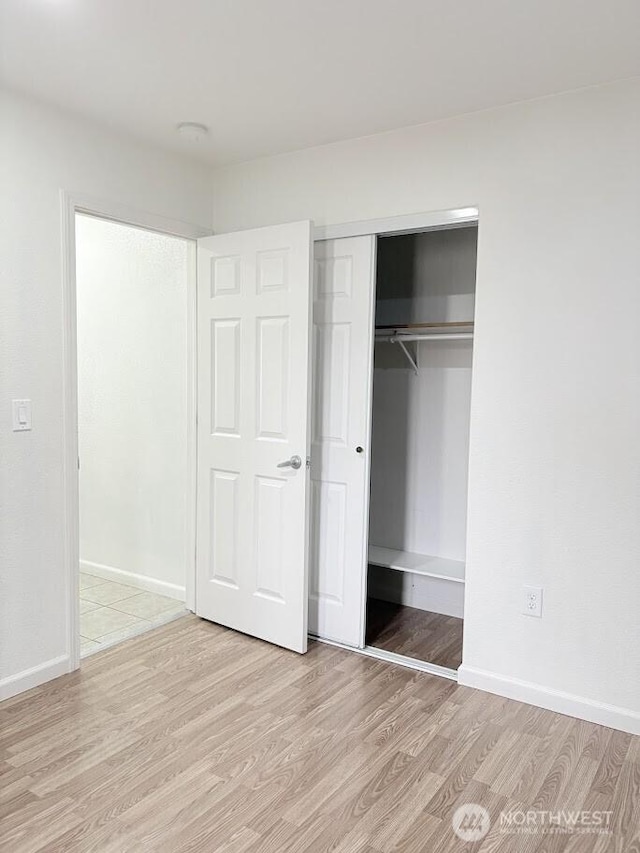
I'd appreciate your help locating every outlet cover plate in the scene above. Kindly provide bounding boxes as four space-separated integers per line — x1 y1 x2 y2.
523 585 543 617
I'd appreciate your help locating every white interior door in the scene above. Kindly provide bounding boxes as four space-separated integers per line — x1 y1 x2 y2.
309 236 376 646
196 221 313 653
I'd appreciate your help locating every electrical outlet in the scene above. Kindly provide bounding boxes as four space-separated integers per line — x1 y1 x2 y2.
523 585 543 617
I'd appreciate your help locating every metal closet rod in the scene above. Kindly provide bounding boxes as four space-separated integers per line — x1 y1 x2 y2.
374 328 474 374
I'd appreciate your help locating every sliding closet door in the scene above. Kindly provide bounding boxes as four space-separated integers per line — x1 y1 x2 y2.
309 237 376 646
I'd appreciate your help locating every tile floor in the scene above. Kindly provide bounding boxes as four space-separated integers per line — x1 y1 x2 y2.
80 572 186 656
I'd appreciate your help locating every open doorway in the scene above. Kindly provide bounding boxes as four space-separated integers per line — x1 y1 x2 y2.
75 214 192 656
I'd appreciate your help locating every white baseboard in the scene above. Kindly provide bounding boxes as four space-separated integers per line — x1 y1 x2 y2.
80 560 186 602
0 655 70 702
458 665 640 736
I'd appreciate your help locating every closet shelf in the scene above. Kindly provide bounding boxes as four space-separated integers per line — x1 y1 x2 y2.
375 321 474 330
375 321 474 343
368 545 465 584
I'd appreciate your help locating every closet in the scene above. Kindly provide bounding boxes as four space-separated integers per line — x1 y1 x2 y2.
365 226 477 673
309 217 477 676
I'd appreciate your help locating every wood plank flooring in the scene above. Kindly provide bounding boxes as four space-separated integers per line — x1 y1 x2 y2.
366 598 464 670
2 615 639 852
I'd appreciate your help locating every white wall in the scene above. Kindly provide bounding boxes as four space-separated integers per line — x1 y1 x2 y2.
370 352 473 562
76 215 188 596
212 78 640 732
375 228 477 327
0 89 212 697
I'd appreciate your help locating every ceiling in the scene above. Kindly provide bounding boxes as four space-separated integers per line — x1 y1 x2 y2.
1 0 639 166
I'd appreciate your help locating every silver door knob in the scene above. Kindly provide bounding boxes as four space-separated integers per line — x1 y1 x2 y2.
277 454 302 470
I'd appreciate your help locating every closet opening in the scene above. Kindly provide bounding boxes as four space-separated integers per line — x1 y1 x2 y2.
365 224 478 675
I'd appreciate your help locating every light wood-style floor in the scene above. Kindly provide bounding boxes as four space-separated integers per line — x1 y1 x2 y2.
366 598 464 670
2 615 639 852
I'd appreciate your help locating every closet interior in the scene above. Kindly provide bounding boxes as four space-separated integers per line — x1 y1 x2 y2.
365 224 478 672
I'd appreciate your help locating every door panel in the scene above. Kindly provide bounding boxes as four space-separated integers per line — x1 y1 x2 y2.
196 221 313 653
211 319 241 434
309 236 376 646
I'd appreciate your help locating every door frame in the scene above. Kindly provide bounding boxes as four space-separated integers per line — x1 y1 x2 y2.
61 191 210 672
313 206 478 242
312 205 479 669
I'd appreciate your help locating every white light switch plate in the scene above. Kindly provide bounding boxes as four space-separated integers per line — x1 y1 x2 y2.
12 399 32 431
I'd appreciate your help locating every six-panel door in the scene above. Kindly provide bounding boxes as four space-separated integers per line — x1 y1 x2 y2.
196 221 313 653
309 236 377 646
